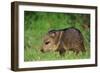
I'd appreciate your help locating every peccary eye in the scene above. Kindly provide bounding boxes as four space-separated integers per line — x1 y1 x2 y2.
45 41 50 45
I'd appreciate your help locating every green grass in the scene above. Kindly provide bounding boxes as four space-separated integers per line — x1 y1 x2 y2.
24 49 90 61
24 11 90 61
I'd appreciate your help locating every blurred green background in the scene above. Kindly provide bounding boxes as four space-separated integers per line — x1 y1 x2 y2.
24 11 90 61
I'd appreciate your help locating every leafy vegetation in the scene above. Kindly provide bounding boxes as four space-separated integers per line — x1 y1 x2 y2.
24 11 90 61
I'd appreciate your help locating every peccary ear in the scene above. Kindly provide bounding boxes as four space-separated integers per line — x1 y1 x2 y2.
48 30 56 37
50 32 56 37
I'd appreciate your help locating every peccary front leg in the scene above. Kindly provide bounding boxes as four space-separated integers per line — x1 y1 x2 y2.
58 48 66 56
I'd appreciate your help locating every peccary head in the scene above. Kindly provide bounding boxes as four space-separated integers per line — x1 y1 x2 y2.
41 30 60 52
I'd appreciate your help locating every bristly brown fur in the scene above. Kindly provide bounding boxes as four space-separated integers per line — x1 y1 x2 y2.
41 27 85 55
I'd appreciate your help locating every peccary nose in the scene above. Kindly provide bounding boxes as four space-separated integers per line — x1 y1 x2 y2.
40 49 44 53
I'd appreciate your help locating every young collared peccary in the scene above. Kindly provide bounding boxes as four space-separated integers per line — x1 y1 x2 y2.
41 27 85 55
